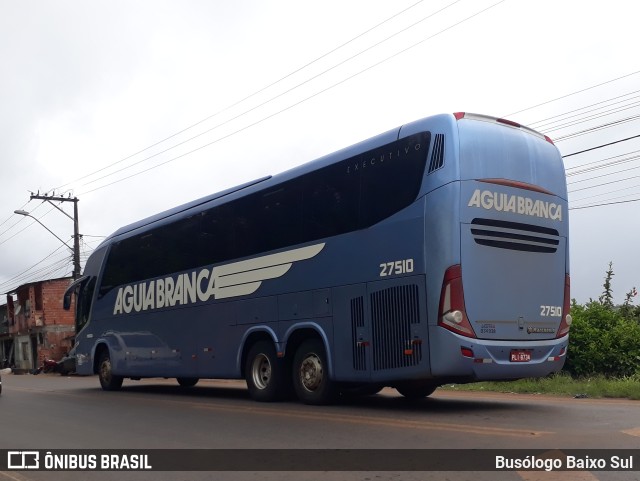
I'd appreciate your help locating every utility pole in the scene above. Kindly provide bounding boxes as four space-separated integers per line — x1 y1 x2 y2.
29 193 81 279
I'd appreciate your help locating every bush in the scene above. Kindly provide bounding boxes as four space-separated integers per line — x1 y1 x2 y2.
563 301 640 378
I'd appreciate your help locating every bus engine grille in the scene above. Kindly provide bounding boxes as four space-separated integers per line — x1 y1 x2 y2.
370 284 421 371
470 218 560 253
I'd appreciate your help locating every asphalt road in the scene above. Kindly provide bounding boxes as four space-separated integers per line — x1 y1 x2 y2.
0 373 638 481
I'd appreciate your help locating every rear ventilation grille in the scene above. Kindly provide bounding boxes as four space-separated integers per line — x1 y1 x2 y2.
471 218 560 253
370 285 421 371
350 296 366 371
428 134 445 173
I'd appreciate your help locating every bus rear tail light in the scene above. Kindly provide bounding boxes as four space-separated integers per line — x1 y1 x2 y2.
556 274 572 338
438 265 477 338
496 117 521 128
478 178 553 195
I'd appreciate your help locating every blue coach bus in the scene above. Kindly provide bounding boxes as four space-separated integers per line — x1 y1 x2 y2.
64 112 571 404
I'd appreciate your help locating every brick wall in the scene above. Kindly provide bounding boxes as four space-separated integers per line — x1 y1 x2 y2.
37 330 75 364
42 279 75 326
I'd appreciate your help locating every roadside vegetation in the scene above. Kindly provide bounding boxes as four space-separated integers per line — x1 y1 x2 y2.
443 373 640 400
445 263 640 400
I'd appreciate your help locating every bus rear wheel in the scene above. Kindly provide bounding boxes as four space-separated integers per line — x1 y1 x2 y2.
98 350 123 391
395 381 437 399
177 377 199 387
293 339 336 405
245 340 286 402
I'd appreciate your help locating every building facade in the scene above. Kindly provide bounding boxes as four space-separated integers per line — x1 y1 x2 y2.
2 277 75 372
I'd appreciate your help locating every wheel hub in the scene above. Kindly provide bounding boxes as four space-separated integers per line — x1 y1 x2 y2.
300 354 323 392
101 360 112 383
251 353 271 390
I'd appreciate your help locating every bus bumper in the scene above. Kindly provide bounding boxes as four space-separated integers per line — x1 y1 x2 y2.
429 326 569 381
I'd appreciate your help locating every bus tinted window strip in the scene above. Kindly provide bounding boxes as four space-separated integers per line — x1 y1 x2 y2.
99 132 431 295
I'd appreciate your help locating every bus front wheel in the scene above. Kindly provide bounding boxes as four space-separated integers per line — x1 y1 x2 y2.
245 340 286 402
97 350 123 391
293 339 336 405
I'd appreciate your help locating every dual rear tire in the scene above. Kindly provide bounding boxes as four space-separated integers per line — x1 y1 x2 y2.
245 340 287 402
245 339 336 405
98 342 435 403
395 380 437 399
292 339 336 405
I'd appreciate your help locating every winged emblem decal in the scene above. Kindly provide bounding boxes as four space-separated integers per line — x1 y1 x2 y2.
112 243 326 315
211 243 325 299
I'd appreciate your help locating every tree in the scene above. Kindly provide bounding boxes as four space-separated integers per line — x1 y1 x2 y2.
619 286 638 320
598 261 615 309
564 264 640 377
564 301 640 377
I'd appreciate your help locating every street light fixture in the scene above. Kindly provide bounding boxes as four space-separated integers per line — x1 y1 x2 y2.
14 210 71 247
14 209 79 278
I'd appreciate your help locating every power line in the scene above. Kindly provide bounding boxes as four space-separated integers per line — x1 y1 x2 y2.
569 172 640 194
553 114 640 142
567 158 640 185
571 183 640 204
72 0 464 192
0 200 42 242
0 256 72 291
52 0 430 192
0 244 69 292
570 197 640 210
9 2 495 283
505 69 640 118
0 205 56 248
567 153 640 179
528 89 640 128
79 0 507 195
542 102 640 134
566 151 640 176
0 200 29 231
562 135 640 158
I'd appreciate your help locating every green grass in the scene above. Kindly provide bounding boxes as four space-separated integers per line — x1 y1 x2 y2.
441 372 640 400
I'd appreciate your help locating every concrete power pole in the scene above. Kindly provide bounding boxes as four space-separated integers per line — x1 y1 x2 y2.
30 194 81 279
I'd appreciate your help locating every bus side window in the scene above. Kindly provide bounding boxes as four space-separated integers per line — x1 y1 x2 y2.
256 186 303 253
303 163 359 239
360 131 430 227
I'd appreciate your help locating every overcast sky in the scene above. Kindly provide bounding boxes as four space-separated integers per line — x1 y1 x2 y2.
1 0 639 304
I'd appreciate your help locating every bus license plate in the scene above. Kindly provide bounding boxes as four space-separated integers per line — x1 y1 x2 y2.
510 350 531 362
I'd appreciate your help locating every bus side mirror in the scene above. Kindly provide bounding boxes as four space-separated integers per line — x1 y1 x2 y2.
63 291 72 310
63 276 88 311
